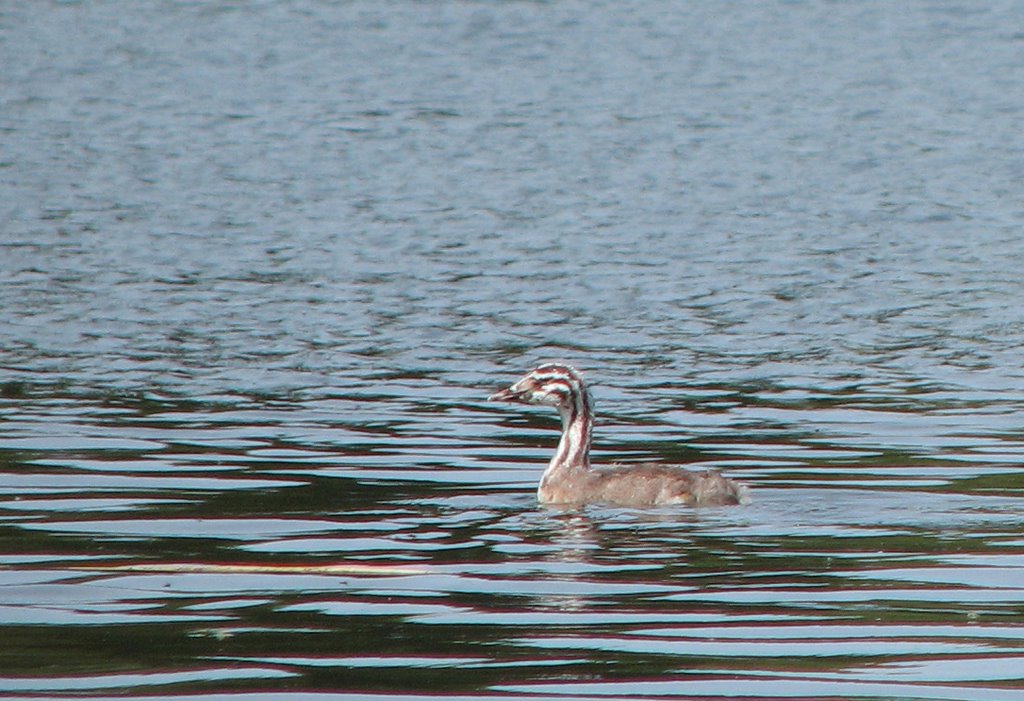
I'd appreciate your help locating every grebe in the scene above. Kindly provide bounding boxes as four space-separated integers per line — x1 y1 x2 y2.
489 363 749 507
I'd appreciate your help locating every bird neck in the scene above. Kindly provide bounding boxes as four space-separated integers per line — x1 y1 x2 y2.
543 387 594 480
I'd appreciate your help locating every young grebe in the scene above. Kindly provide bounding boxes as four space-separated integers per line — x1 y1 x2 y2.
489 363 749 507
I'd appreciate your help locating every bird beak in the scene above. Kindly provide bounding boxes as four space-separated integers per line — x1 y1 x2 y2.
488 386 521 402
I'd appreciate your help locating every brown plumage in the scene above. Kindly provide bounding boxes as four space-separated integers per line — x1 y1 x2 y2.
489 363 749 507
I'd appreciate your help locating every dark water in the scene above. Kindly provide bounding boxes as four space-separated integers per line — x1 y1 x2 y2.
3 2 1024 699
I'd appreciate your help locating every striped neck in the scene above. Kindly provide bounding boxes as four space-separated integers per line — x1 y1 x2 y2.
545 381 594 475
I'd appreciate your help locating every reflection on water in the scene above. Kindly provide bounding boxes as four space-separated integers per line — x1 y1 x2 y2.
2 388 1024 699
4 0 1024 699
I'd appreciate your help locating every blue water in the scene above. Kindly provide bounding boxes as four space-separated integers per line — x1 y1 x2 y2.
3 2 1024 699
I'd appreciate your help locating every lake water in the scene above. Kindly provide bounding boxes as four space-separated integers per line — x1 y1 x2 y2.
3 2 1024 699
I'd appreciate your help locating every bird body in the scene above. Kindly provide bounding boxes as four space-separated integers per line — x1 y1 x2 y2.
489 363 749 507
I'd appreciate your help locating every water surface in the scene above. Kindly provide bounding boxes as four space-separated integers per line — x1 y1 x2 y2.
2 1 1024 699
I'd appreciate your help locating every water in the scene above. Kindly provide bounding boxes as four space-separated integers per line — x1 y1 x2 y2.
3 1 1024 699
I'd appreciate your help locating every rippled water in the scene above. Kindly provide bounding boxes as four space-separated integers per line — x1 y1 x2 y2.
3 2 1024 699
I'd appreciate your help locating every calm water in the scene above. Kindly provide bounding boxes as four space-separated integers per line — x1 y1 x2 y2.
3 2 1024 699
